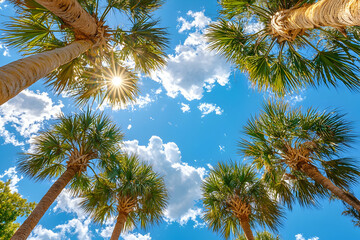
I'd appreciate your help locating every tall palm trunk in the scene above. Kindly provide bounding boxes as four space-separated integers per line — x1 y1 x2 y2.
239 218 255 240
0 40 93 105
271 0 360 39
35 0 97 36
11 165 80 240
110 212 128 240
299 162 360 212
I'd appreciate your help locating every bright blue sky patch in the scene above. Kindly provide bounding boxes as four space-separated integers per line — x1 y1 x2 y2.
0 1 360 239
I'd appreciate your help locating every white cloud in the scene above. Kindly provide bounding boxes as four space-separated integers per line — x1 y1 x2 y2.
0 167 23 193
180 103 190 113
100 93 155 111
122 136 206 224
28 225 60 240
178 10 211 33
155 88 162 95
127 124 132 130
132 94 154 109
244 21 265 34
53 189 86 219
0 90 63 146
29 218 92 240
151 11 232 101
198 103 223 117
0 42 10 57
99 223 115 238
285 93 306 105
29 189 91 240
295 234 319 240
122 233 151 240
263 89 306 106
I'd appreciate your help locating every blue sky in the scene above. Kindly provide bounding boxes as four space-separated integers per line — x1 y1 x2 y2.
0 0 360 239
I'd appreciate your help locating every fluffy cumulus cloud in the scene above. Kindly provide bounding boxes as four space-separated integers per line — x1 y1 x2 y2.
53 189 86 219
0 90 63 146
151 10 232 101
198 103 223 117
178 10 211 33
122 136 207 225
295 234 319 240
180 103 190 113
29 218 92 240
0 167 23 193
29 189 92 240
244 21 265 34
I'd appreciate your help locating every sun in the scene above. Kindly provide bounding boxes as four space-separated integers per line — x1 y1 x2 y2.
111 76 123 87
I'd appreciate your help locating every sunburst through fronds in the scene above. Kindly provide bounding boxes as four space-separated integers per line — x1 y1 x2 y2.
71 52 140 108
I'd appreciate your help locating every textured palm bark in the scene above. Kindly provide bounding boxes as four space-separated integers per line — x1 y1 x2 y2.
271 0 360 40
11 166 80 240
110 212 128 240
35 0 97 36
239 218 255 240
0 40 93 105
300 162 360 212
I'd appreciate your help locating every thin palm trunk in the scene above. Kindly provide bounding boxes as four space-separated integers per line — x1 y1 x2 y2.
299 162 360 212
239 218 255 240
11 166 80 240
271 0 360 39
110 212 128 240
0 40 93 105
35 0 97 36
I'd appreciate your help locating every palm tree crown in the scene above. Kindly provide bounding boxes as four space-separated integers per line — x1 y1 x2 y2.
206 0 360 95
2 0 168 106
81 153 168 234
239 102 360 209
13 110 123 239
19 109 123 191
202 162 283 239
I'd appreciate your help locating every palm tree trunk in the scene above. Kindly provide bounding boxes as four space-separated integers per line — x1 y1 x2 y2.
238 218 255 240
0 40 93 105
35 0 97 36
110 212 128 240
300 162 360 212
271 0 360 39
11 166 80 240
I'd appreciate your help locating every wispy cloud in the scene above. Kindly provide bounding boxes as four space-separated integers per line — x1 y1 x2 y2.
180 103 191 113
198 103 223 117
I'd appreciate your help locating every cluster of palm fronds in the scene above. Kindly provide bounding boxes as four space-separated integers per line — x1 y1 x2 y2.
202 102 360 239
202 0 360 239
1 0 168 106
12 110 168 239
1 0 360 239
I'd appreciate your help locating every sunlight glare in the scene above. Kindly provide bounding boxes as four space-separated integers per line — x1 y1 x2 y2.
112 76 123 87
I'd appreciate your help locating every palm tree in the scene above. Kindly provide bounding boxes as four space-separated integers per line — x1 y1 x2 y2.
269 0 360 40
12 110 123 239
206 0 360 95
239 101 360 212
202 162 283 240
0 0 168 105
80 153 168 240
237 231 281 240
